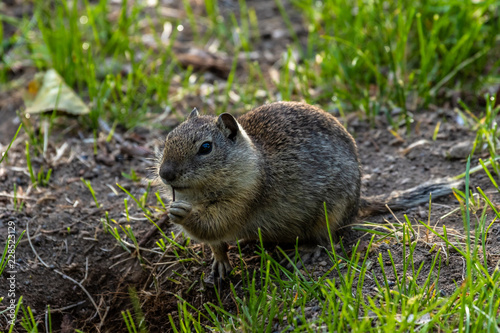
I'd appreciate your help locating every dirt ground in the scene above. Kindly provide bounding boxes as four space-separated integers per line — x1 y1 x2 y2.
1 1 499 332
2 99 499 332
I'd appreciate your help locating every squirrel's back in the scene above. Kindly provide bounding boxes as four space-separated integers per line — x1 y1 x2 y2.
236 101 362 243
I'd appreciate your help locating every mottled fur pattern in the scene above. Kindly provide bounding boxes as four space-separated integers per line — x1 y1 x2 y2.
235 102 361 244
158 102 361 277
157 101 460 278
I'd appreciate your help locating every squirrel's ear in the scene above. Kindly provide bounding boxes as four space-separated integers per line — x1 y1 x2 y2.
217 113 239 141
187 108 199 120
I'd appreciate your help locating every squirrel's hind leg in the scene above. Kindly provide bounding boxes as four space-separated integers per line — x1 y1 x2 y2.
210 242 232 279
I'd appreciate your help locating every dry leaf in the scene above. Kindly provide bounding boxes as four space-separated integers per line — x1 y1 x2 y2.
25 69 89 115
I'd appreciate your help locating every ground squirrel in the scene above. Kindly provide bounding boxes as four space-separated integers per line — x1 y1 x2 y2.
157 101 460 278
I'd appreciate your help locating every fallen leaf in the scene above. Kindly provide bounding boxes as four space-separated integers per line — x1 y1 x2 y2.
25 69 89 115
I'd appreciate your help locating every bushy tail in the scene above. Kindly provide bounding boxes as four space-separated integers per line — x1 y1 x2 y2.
359 177 463 217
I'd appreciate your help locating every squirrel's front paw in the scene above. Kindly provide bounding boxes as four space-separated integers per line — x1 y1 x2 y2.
168 200 192 225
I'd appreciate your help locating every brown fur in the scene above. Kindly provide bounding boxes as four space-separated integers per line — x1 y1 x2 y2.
157 102 459 277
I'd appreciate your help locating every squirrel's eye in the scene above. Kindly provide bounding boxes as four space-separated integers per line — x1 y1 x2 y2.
198 142 212 155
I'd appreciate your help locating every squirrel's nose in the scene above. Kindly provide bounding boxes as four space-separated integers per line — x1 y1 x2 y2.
159 162 177 183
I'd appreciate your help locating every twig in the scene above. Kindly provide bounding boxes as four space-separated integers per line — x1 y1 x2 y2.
120 239 164 254
0 192 37 200
47 300 86 313
26 221 50 268
54 269 103 322
20 224 42 244
96 300 110 332
109 256 135 270
80 257 89 284
40 221 80 234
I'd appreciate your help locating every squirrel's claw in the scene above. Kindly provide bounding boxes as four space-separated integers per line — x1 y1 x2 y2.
209 242 232 281
211 258 232 280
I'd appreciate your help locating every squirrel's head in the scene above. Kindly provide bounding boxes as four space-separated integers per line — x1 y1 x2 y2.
158 108 259 196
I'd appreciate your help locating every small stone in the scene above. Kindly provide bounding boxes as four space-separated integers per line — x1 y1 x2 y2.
386 155 396 163
446 141 473 160
272 29 287 39
418 207 427 219
96 153 115 166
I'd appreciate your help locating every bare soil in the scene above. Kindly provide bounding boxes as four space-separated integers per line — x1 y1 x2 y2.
1 1 499 332
2 103 499 332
